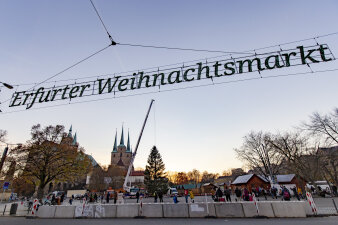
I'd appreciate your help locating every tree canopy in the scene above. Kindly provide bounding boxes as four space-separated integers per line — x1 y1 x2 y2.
10 124 91 199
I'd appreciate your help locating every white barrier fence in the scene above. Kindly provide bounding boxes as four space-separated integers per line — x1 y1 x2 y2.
1 201 336 218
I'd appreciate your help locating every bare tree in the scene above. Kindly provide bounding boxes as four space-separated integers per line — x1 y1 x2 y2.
234 131 283 180
269 132 323 191
302 108 338 146
301 108 338 190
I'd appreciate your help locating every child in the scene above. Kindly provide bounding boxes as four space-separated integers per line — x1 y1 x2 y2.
189 190 195 203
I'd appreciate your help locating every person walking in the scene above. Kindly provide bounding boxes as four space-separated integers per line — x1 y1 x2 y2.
136 191 140 203
235 187 242 202
224 187 232 202
271 186 278 199
184 189 189 203
106 191 110 204
173 194 179 203
158 191 163 203
154 191 158 203
113 191 117 204
189 190 195 203
243 188 249 201
282 186 291 201
262 188 267 200
216 187 223 202
291 186 300 201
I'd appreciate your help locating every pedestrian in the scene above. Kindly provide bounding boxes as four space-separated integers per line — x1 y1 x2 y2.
235 187 242 202
216 188 223 201
262 188 267 200
173 194 179 203
60 193 65 203
51 194 56 205
243 188 249 201
113 191 117 204
224 187 231 202
106 191 110 204
69 197 73 205
94 193 98 202
136 191 140 203
282 186 291 201
332 186 337 197
189 190 194 203
256 187 260 197
158 191 163 203
291 186 300 201
184 189 189 203
154 191 158 203
271 186 277 199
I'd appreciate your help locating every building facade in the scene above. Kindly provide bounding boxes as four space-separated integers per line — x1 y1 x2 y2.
110 126 132 170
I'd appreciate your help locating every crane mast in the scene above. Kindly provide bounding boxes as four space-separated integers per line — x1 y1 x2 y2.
123 99 155 191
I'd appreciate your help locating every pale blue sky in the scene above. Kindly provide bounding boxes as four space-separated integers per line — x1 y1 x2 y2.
0 0 338 173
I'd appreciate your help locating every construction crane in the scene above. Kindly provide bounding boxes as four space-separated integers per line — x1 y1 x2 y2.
123 99 155 191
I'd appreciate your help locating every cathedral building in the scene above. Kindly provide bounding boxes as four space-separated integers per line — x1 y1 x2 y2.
110 126 132 170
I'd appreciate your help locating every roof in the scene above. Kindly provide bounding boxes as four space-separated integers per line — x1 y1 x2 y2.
232 174 268 185
86 154 99 167
130 171 144 176
112 131 117 152
232 174 253 184
276 174 295 183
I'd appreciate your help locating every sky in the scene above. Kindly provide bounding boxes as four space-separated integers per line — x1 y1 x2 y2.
0 0 338 173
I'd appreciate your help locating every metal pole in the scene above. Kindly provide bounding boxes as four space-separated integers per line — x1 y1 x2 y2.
123 99 155 190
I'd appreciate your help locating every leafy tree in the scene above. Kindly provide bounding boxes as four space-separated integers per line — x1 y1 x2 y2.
175 172 188 184
10 124 91 199
88 166 106 191
201 171 218 183
144 146 168 194
187 169 201 184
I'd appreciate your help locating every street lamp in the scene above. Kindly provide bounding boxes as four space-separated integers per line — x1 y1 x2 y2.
0 82 13 89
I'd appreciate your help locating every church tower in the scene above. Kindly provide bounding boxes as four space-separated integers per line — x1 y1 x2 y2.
110 126 132 169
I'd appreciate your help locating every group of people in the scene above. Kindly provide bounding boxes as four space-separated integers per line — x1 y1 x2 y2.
212 187 232 202
230 186 301 202
151 191 164 203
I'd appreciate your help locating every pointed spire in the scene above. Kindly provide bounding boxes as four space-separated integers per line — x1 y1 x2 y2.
72 132 77 145
68 125 73 138
126 130 131 152
119 125 125 146
112 130 117 152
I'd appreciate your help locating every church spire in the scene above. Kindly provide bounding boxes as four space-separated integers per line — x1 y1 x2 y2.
112 130 117 152
120 125 125 146
126 130 131 152
72 132 77 146
68 125 73 138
